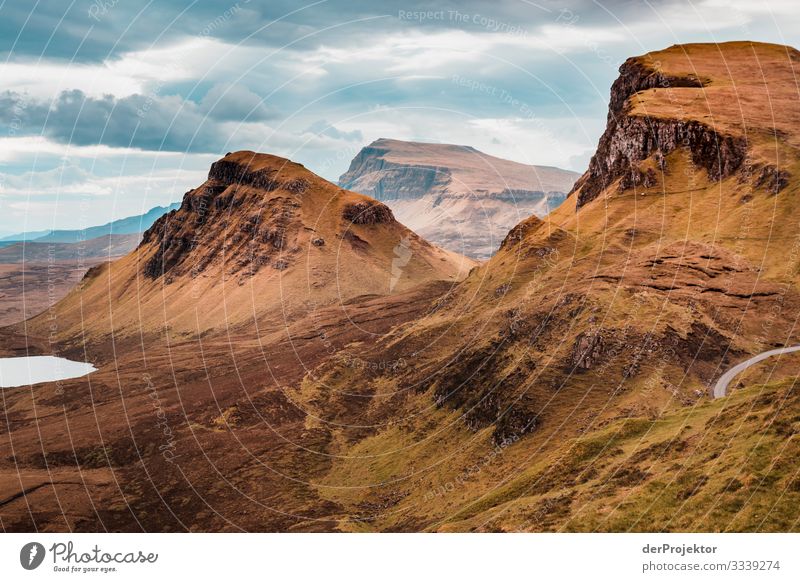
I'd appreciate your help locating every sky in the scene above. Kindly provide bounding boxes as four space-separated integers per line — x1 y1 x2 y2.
0 0 798 235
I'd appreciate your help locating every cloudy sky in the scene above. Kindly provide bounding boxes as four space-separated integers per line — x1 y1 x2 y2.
0 0 797 235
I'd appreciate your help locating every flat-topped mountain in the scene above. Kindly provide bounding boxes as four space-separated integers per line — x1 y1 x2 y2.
338 139 579 259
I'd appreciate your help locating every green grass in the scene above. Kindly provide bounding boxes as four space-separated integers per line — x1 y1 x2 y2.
438 377 800 532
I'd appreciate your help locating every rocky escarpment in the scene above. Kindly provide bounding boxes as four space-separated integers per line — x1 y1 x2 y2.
339 145 452 201
340 146 566 203
342 201 395 225
605 59 706 115
206 158 311 194
142 190 301 281
571 58 748 207
338 139 578 258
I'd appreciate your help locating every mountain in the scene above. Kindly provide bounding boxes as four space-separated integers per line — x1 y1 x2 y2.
338 139 579 259
4 203 180 244
0 229 52 244
3 43 800 534
277 41 800 531
24 150 474 341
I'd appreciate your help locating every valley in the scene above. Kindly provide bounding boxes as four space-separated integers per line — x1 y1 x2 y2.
0 206 179 327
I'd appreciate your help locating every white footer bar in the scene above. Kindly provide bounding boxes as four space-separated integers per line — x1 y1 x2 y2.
1 533 797 581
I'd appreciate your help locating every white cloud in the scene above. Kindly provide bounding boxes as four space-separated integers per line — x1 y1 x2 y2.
0 136 212 163
0 37 249 99
0 163 206 199
699 0 798 16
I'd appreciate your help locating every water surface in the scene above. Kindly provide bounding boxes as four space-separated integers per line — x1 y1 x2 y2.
0 356 97 388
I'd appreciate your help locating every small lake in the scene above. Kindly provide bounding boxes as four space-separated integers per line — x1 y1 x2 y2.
0 356 97 388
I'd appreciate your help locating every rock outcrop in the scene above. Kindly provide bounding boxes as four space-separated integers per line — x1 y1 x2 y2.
571 56 751 207
141 159 305 281
342 201 395 225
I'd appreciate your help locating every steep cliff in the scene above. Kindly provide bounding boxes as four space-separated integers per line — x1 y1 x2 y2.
339 139 578 259
570 42 797 207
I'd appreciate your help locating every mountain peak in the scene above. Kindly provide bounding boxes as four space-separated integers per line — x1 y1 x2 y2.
211 149 305 174
40 149 474 337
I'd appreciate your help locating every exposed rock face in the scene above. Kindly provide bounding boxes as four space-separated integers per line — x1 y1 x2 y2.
139 154 350 280
342 201 395 225
339 139 578 259
142 186 301 281
339 144 452 201
499 216 542 250
605 59 705 115
753 164 790 194
568 330 606 370
571 58 748 207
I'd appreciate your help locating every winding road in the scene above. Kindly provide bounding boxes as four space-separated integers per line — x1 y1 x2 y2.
713 345 800 398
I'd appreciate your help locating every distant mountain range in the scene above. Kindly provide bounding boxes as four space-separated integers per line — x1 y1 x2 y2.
0 203 180 246
0 203 180 326
338 139 579 258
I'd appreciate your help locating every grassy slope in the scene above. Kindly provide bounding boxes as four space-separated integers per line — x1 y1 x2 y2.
305 357 800 532
440 374 800 532
304 42 800 532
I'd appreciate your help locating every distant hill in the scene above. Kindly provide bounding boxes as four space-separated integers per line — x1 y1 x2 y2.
0 203 180 245
0 204 179 326
0 229 52 243
338 139 578 259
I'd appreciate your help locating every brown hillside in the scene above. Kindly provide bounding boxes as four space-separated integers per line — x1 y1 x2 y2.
22 150 474 343
287 41 800 531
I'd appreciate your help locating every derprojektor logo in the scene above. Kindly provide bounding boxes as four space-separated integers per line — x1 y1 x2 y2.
20 542 46 570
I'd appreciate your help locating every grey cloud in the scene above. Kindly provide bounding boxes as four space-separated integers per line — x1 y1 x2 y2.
0 89 276 153
199 83 276 122
0 0 665 62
